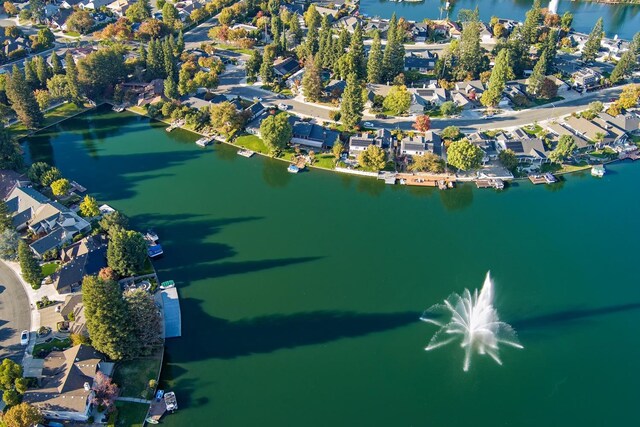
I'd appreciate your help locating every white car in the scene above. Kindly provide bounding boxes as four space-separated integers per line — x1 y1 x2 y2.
363 122 374 127
20 330 29 346
483 115 494 120
278 103 289 110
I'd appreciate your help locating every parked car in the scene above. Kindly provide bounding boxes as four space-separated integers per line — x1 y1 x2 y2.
483 115 494 120
375 114 387 119
363 122 374 127
20 330 29 346
278 103 290 110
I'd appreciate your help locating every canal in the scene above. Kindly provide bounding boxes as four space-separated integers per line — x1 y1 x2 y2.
24 107 640 426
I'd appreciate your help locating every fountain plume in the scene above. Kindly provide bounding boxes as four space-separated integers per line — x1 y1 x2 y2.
548 0 559 15
421 272 523 372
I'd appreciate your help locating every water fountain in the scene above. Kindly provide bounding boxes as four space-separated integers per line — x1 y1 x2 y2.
548 0 559 15
421 272 523 372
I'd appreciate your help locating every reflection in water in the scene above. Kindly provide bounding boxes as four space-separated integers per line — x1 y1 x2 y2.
262 159 292 188
439 182 473 211
25 131 55 164
356 176 385 197
215 143 238 162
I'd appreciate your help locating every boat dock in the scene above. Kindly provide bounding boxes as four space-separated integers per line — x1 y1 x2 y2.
619 150 640 161
165 120 184 132
396 173 456 189
156 287 182 338
377 172 397 184
529 173 557 185
476 178 505 189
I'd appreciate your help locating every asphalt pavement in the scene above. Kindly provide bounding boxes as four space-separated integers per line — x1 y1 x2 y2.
0 261 30 362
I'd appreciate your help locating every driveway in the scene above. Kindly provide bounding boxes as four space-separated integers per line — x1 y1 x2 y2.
0 261 30 362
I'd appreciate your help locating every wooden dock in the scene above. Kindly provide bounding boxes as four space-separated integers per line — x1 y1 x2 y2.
620 150 640 161
476 178 505 189
528 173 557 185
396 173 456 189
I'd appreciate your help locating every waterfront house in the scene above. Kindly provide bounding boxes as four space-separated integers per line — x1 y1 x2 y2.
290 118 340 149
315 6 339 22
411 23 429 42
495 138 549 165
336 16 360 33
363 19 389 38
348 129 392 157
245 102 265 122
52 235 107 294
598 112 640 133
400 131 442 158
23 345 104 422
445 21 462 40
479 23 495 44
545 122 591 151
564 116 612 144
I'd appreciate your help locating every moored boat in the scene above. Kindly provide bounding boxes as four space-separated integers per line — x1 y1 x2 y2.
591 164 605 177
160 280 175 289
287 164 300 173
148 244 164 258
164 391 178 412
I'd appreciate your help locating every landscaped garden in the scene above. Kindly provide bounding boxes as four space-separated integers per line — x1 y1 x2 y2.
113 357 162 398
41 262 60 277
33 337 72 357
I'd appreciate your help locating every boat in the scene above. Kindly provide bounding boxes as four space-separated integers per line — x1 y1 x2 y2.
195 137 212 147
160 280 175 289
155 390 165 400
112 106 124 112
146 229 159 242
287 164 300 173
148 244 164 258
164 391 178 412
145 418 159 424
237 149 255 158
591 164 606 177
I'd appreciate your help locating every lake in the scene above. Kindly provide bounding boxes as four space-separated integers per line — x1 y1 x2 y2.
360 0 640 39
24 106 640 426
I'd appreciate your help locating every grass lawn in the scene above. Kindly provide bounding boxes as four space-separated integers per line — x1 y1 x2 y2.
312 153 336 169
522 124 543 136
235 134 269 155
589 147 617 158
33 338 72 357
41 262 59 277
9 103 88 139
532 96 564 106
113 358 162 399
630 135 640 146
112 401 148 427
214 43 253 55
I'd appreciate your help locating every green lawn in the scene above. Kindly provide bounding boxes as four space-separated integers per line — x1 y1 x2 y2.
33 338 72 357
214 43 253 55
111 401 148 427
41 262 59 277
9 103 88 139
312 153 337 169
589 147 617 158
532 96 564 106
113 358 162 399
235 134 269 155
522 124 543 136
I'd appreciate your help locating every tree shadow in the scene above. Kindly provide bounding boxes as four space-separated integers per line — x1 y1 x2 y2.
512 302 640 330
173 298 418 362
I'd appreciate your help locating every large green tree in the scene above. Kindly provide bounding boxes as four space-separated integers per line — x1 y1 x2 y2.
367 30 383 84
481 48 514 107
340 72 364 130
301 55 322 102
2 402 42 427
99 211 129 237
107 229 148 277
0 128 23 170
382 14 404 82
549 134 577 163
521 0 542 45
83 275 137 360
498 148 518 171
259 113 292 155
18 240 42 289
447 139 484 170
50 51 63 75
357 144 386 170
346 23 366 80
6 66 43 129
582 17 603 63
0 229 19 260
610 31 639 84
458 13 483 79
65 52 82 104
78 47 127 98
66 10 95 34
383 84 411 115
409 153 445 173
526 50 547 97
123 289 163 356
125 0 151 23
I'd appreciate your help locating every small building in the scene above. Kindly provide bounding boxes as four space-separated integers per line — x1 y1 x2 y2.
290 118 340 149
323 79 347 98
412 23 429 42
572 68 601 88
245 102 265 121
404 52 437 73
413 87 447 107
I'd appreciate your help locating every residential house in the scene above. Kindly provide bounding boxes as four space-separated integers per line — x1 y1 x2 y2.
412 87 447 107
0 170 27 201
5 187 51 230
245 102 265 122
348 129 392 156
452 92 472 110
23 345 105 422
80 0 111 9
273 57 300 80
52 235 107 294
545 75 570 93
495 138 549 164
404 52 437 73
479 23 495 43
48 8 74 31
60 0 84 9
337 16 360 33
107 0 130 17
572 68 601 88
564 116 612 144
286 68 305 92
323 79 347 98
446 21 462 40
455 80 484 99
430 20 449 38
315 6 339 22
412 23 429 42
545 122 591 151
290 117 341 149
400 131 442 157
363 19 389 38
598 112 640 133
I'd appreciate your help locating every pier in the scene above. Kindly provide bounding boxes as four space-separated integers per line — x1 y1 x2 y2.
396 173 456 189
476 178 505 189
528 173 558 185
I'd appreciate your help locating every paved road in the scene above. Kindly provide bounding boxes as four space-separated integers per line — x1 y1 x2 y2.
0 261 30 362
184 16 219 50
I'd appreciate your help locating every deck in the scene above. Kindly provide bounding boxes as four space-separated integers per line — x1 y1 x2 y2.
396 173 456 189
157 288 182 338
529 173 557 185
476 178 505 189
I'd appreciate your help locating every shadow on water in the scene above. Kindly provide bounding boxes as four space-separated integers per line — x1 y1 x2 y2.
174 299 418 361
513 302 640 331
262 159 293 188
439 182 473 211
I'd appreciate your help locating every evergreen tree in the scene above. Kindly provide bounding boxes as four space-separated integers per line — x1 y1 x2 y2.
582 17 603 63
526 50 547 96
543 29 559 74
521 0 542 44
50 51 63 75
289 16 302 45
34 55 51 88
138 43 147 65
83 275 138 360
124 289 163 356
0 199 12 232
304 16 319 56
481 48 514 107
260 46 275 84
458 18 482 79
176 30 185 54
302 55 322 102
347 23 366 80
317 16 332 68
65 52 82 103
164 75 178 99
367 30 384 84
340 72 364 131
146 38 164 80
259 113 292 154
162 39 175 79
382 14 404 82
107 229 148 277
610 31 639 84
0 128 23 170
18 240 42 289
246 50 262 79
6 66 43 129
24 59 38 89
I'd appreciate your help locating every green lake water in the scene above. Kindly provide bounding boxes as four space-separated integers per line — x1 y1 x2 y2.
24 106 640 426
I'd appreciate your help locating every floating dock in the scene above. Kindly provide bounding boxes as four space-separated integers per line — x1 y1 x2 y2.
157 287 182 338
528 173 557 185
396 173 456 189
476 178 505 189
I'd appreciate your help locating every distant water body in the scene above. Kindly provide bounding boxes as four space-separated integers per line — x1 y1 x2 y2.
359 0 640 39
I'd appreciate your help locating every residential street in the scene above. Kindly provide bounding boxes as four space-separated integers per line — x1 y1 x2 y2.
0 261 30 362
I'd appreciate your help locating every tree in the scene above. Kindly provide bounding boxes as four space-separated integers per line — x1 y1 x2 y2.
209 101 243 137
259 113 292 155
301 55 322 102
66 10 95 34
616 84 640 109
40 167 61 187
3 2 18 17
346 23 366 80
549 134 577 163
28 0 44 23
2 402 42 427
83 275 137 360
162 2 179 30
79 195 99 217
0 200 11 233
50 178 70 196
539 78 558 99
32 28 54 51
33 55 51 88
441 125 461 141
383 85 411 115
164 76 178 99
65 52 82 103
367 31 383 84
0 358 22 391
440 101 457 117
176 30 185 54
409 153 445 173
526 50 548 97
107 229 148 277
458 17 483 78
340 73 364 130
610 32 639 84
124 289 163 356
24 59 37 89
6 66 43 129
245 50 262 79
357 144 386 171
481 49 514 107
582 17 603 63
447 139 484 171
18 240 42 288
561 11 573 30
332 140 344 159
412 114 431 133
259 46 275 85
91 371 119 410
34 89 50 110
27 161 51 183
498 148 518 171
382 14 405 82
521 0 542 44
78 47 127 98
0 128 23 170
0 228 19 260
138 18 167 40
126 0 151 23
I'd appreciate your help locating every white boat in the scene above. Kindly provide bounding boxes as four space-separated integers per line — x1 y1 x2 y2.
591 164 606 177
164 391 178 412
112 106 124 112
237 149 255 158
287 164 300 174
195 137 211 147
145 229 159 242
